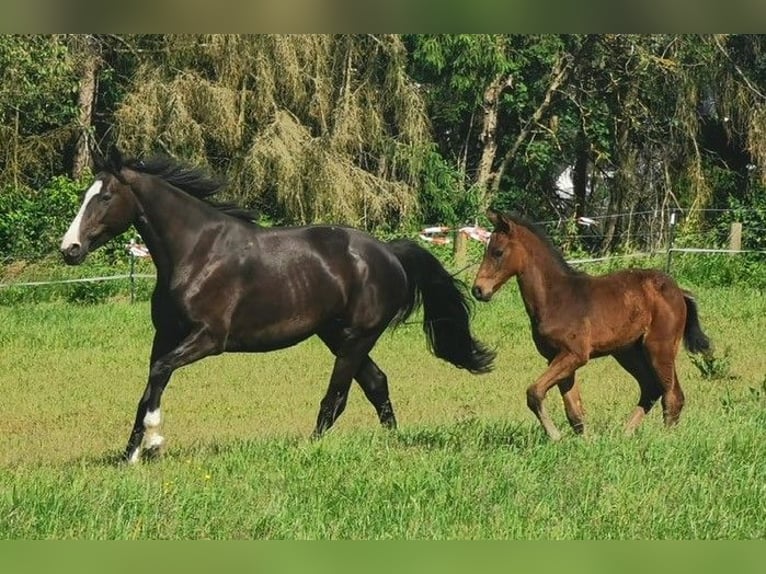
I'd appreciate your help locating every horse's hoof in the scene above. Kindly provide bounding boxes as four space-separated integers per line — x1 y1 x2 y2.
143 444 165 461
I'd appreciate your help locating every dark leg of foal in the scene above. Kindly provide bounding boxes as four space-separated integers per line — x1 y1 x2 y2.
313 332 381 437
644 336 685 427
613 345 663 434
557 375 585 434
124 327 218 463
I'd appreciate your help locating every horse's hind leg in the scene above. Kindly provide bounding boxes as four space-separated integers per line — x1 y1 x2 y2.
557 375 585 434
313 330 381 437
318 328 397 431
355 358 397 429
613 345 663 434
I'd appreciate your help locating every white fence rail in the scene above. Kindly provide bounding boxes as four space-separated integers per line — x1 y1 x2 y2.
3 225 766 302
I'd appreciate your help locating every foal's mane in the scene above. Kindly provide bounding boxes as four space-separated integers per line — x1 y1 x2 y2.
124 155 258 223
505 212 583 276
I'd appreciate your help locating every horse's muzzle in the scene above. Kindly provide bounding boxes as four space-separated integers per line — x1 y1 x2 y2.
61 243 86 265
471 284 493 302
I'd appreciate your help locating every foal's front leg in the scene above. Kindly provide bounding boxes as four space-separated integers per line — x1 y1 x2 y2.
124 327 218 463
527 352 586 441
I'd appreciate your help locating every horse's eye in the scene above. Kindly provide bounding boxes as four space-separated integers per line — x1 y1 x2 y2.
491 248 503 258
99 192 112 202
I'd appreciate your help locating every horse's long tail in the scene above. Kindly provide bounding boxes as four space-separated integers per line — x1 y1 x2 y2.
386 239 495 374
682 292 711 354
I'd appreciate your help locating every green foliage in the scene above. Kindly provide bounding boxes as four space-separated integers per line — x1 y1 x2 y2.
0 35 78 135
716 180 766 251
418 146 478 226
66 280 120 305
0 176 84 261
669 252 766 289
688 347 734 381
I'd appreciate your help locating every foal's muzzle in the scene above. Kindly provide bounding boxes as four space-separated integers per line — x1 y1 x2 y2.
471 284 493 302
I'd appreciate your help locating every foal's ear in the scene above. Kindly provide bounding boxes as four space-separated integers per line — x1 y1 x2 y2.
487 210 512 233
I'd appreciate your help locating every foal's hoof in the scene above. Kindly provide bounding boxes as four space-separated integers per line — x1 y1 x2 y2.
547 429 563 442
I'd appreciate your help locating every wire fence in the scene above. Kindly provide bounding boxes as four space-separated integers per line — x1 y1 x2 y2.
2 207 766 301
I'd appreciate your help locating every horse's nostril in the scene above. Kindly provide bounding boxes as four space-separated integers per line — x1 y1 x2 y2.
62 243 82 260
471 285 483 300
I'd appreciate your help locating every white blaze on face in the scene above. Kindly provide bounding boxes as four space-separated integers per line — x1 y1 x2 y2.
60 180 103 251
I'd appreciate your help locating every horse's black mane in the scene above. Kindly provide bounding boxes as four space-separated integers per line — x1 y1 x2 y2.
124 155 258 223
504 212 583 276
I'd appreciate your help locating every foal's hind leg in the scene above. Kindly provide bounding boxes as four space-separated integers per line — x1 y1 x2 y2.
643 336 685 427
613 345 663 434
557 376 585 434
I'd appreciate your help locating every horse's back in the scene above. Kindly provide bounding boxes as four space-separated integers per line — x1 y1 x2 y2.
568 268 686 355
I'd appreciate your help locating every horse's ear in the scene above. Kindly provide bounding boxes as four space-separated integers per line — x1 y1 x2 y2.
487 209 512 233
91 144 107 172
108 147 124 172
106 147 130 184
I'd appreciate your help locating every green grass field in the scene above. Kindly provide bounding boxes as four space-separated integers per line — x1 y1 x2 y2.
1 282 765 539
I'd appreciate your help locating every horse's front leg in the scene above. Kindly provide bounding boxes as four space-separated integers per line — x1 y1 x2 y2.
124 327 219 464
526 352 586 441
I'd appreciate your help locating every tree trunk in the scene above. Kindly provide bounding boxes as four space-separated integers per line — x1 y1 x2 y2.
475 73 513 207
603 115 635 252
72 37 100 179
572 126 589 219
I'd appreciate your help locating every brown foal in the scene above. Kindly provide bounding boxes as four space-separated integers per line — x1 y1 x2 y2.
472 210 710 440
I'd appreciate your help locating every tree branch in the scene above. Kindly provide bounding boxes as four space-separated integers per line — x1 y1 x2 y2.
487 53 573 200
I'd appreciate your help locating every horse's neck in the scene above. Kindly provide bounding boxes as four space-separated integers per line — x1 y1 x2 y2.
130 180 221 277
515 229 572 323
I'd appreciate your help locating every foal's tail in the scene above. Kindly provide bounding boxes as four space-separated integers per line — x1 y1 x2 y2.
386 239 495 374
682 292 711 354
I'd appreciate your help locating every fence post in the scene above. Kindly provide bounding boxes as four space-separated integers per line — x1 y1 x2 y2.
453 230 467 270
129 250 136 303
665 209 677 273
729 222 742 253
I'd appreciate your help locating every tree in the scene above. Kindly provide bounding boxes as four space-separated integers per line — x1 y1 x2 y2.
111 34 432 229
0 35 78 189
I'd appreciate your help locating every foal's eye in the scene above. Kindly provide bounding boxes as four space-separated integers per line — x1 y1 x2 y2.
491 248 503 258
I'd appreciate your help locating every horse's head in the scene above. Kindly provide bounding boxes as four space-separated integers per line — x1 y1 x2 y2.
60 148 140 265
471 210 526 302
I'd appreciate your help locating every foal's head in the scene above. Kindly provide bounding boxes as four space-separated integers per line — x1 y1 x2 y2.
60 149 139 265
471 210 529 302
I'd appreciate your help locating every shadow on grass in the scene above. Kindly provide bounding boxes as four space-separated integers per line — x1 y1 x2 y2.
394 419 549 452
73 422 554 468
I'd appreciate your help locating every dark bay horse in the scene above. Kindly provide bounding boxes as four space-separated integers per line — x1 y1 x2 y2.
60 149 494 463
471 210 710 440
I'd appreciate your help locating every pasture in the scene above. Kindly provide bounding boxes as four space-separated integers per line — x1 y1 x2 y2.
1 280 765 539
